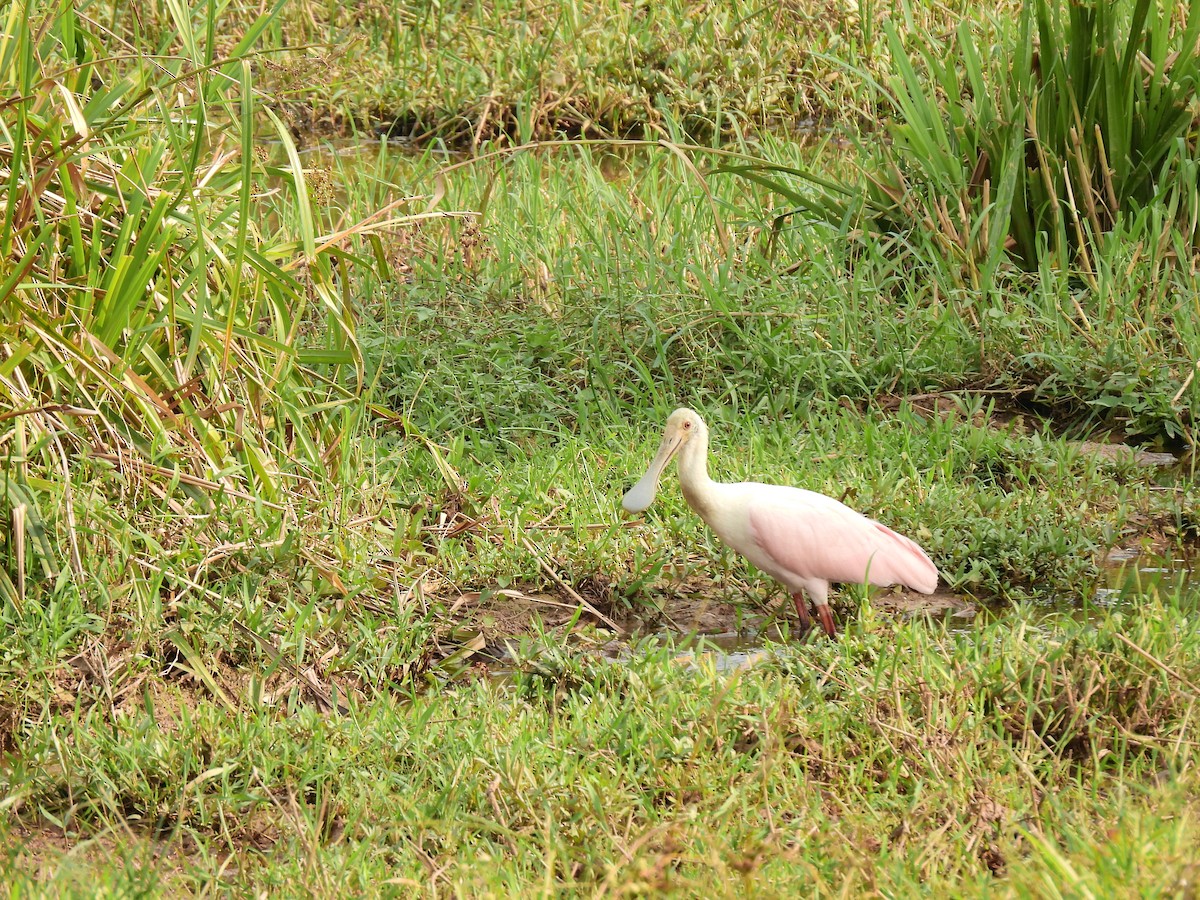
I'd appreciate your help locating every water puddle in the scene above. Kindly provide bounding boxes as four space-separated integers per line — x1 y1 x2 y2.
481 549 1198 680
613 626 786 674
472 542 1195 681
1094 546 1194 609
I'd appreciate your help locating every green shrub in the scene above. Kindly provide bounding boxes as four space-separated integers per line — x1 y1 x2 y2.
0 1 363 596
861 0 1200 281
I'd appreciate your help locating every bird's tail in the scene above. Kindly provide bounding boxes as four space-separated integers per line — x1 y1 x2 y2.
868 522 939 594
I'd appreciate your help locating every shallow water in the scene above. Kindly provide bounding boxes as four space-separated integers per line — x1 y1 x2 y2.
624 627 785 674
1093 547 1194 612
610 548 1198 674
479 548 1198 682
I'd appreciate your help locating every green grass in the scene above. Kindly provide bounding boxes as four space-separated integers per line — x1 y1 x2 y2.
873 0 1200 273
3 0 1200 894
4 597 1199 894
340 134 1200 442
725 0 1200 440
182 0 1019 144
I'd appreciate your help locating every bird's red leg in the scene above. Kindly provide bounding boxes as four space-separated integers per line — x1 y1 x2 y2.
791 592 812 632
816 604 837 638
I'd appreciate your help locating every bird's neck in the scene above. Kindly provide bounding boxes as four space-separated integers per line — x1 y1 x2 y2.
677 427 715 515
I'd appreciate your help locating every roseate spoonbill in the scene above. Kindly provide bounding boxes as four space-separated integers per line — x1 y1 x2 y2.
622 408 938 637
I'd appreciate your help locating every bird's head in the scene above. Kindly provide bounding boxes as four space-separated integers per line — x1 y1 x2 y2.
621 408 705 513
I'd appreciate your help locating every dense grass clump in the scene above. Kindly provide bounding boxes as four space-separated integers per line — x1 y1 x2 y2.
4 600 1198 894
0 0 448 787
725 0 1200 440
747 0 1200 283
870 0 1200 274
0 0 370 597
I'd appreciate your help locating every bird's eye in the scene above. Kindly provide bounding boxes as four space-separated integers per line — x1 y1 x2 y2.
683 420 692 429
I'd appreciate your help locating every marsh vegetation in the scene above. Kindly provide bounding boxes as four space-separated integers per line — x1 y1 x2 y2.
2 0 1199 894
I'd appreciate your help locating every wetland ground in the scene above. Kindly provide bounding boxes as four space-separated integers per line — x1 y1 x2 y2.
3 0 1200 895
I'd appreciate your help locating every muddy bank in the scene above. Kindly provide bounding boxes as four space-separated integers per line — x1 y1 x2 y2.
456 544 1196 678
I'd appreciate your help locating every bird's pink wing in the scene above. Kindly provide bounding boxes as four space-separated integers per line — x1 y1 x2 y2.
748 490 938 593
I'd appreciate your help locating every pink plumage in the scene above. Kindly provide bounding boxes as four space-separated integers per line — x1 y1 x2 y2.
747 489 938 594
623 408 939 637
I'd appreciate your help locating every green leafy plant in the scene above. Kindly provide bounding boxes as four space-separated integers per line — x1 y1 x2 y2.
873 0 1200 282
724 0 1200 281
713 0 1200 440
0 0 367 585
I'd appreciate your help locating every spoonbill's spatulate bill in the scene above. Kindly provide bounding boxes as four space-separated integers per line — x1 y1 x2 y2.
623 408 938 637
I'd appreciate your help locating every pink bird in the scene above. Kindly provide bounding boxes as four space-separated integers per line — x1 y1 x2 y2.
622 408 939 637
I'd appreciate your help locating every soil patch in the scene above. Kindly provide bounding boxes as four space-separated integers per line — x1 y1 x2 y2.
461 578 980 652
1 823 192 890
